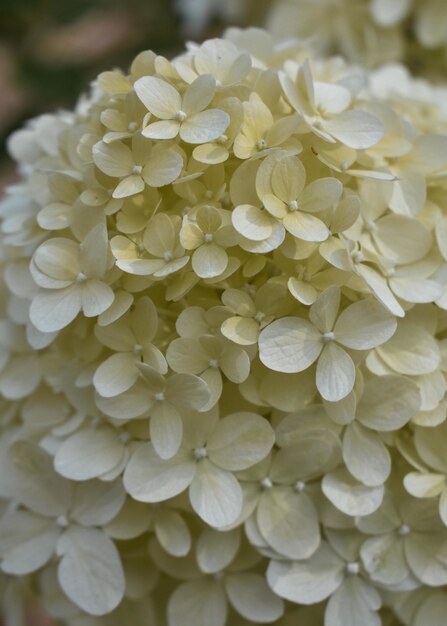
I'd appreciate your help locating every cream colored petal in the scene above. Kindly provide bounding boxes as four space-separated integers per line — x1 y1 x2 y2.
30 285 82 332
221 316 259 346
96 380 152 419
374 214 431 264
150 403 183 460
334 299 397 350
377 323 440 375
113 175 145 199
193 143 229 164
316 342 355 402
299 177 343 213
54 427 124 481
323 110 384 149
360 533 409 587
219 345 250 383
180 110 230 144
92 141 134 177
0 355 41 400
325 577 381 626
154 509 191 557
7 441 70 516
182 74 216 113
271 155 306 203
309 285 340 333
80 222 108 278
134 76 181 119
196 527 240 574
0 510 59 575
207 412 275 471
189 459 242 528
404 472 445 498
343 422 391 487
232 204 274 241
143 148 183 187
167 579 227 626
192 244 228 279
166 373 211 411
357 375 421 431
142 120 180 140
322 467 384 516
123 444 195 502
34 238 79 281
356 263 405 317
259 317 322 373
80 280 114 318
283 211 329 242
257 488 320 559
405 532 447 586
57 526 125 616
225 572 284 623
267 542 344 605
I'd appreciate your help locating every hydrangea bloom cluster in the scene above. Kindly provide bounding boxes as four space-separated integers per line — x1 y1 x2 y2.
267 0 447 74
2 28 447 626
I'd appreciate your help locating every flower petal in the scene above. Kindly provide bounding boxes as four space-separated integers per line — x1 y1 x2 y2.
259 317 322 373
54 427 124 481
323 110 384 149
123 444 195 503
180 110 230 144
232 205 274 241
257 488 320 559
225 573 284 623
57 526 125 616
207 412 275 471
134 76 181 119
267 542 344 605
334 299 397 350
322 467 384 516
189 459 242 528
316 342 355 402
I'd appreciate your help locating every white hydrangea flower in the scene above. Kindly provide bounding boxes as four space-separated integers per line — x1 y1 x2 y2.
29 223 115 332
1 26 447 626
135 74 230 144
0 441 126 615
123 410 275 528
259 285 397 401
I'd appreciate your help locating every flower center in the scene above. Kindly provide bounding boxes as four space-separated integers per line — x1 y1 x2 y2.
295 480 306 492
254 311 265 323
351 250 364 264
119 432 131 444
128 121 138 132
132 164 143 175
209 359 219 369
56 515 69 528
175 110 187 122
261 477 273 489
346 561 360 575
256 138 267 150
133 343 143 355
323 331 335 343
288 200 299 212
398 524 411 536
204 233 213 243
194 447 208 459
164 251 173 261
76 272 87 283
154 392 165 401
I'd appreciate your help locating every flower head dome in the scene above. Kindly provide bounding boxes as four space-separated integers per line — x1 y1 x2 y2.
1 27 447 626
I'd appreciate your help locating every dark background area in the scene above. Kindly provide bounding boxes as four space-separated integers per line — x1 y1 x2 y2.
0 0 267 191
